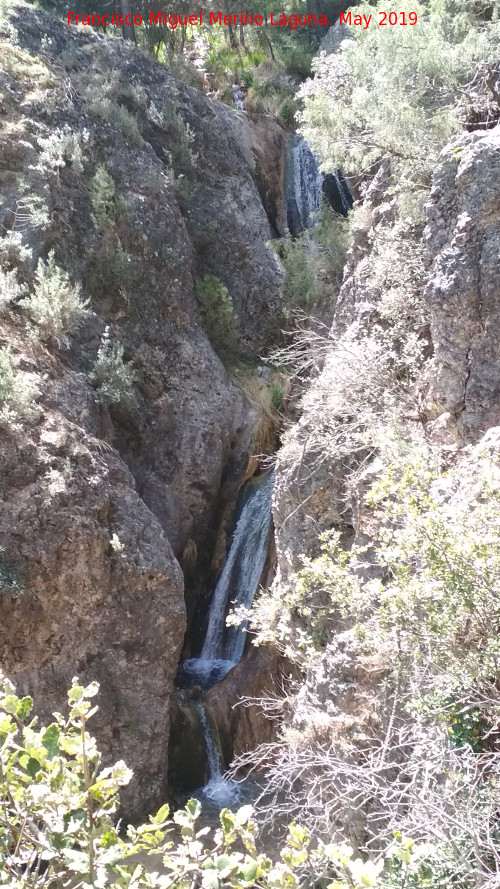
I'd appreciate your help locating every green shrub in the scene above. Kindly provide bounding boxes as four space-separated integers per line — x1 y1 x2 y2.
92 332 138 407
37 125 89 175
91 165 129 232
162 103 196 174
85 238 132 305
270 382 285 412
0 231 32 270
0 266 24 310
277 207 351 316
90 98 142 146
20 251 88 342
0 346 39 427
195 274 239 361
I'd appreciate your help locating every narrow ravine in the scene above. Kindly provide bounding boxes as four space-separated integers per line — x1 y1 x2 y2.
177 472 274 804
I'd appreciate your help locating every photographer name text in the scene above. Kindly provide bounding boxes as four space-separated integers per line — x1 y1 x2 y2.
67 9 418 30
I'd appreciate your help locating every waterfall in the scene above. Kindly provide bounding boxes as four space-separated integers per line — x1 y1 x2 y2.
285 135 353 236
231 85 246 111
177 471 274 803
198 704 223 780
201 471 274 662
286 136 324 236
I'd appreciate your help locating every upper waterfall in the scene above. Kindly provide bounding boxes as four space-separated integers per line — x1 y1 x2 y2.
286 135 353 236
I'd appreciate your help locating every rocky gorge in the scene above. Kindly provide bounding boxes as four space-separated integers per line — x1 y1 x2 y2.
2 0 500 875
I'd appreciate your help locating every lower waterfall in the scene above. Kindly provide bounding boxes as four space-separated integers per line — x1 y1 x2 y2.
178 472 274 804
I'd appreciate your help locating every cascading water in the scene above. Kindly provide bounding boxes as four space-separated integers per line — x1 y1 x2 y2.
286 134 353 236
178 472 274 804
202 472 274 662
231 85 246 111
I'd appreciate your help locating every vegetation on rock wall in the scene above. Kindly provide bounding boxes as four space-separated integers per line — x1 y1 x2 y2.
300 0 500 211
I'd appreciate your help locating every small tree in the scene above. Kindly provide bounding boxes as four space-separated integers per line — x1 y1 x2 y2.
0 346 39 427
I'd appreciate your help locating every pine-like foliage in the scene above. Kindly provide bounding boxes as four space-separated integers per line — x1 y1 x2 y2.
299 0 500 198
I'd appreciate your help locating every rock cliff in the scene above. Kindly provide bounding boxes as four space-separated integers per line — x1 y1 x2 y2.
0 1 284 816
422 126 500 443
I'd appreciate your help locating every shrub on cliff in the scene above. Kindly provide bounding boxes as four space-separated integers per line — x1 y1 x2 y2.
91 165 129 232
20 251 88 343
242 439 500 884
92 331 138 407
277 206 351 316
0 346 39 427
195 274 239 363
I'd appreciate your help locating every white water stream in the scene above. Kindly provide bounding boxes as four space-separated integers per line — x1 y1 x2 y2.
180 472 274 805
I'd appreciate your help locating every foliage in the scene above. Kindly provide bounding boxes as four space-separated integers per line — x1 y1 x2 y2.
243 438 500 883
231 366 289 454
20 251 89 343
299 0 500 202
85 238 132 306
195 274 239 362
92 330 138 407
0 672 423 889
37 125 90 175
90 98 142 146
0 267 25 310
0 346 39 427
91 165 129 232
161 102 197 174
0 231 32 271
276 207 351 316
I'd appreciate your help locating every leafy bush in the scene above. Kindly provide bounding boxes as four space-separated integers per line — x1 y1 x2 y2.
162 102 196 174
242 438 500 882
195 274 239 362
37 125 90 175
277 207 351 316
92 331 138 407
85 238 132 305
0 266 24 310
0 672 433 889
90 98 142 146
0 346 39 427
0 231 32 270
20 251 88 342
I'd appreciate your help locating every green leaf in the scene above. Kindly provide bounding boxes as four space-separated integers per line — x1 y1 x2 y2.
26 756 42 778
186 798 201 819
151 803 170 824
240 860 258 882
42 724 60 759
16 696 33 720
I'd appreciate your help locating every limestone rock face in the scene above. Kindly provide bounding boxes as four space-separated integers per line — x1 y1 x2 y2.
422 127 500 442
0 406 185 819
0 2 284 816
